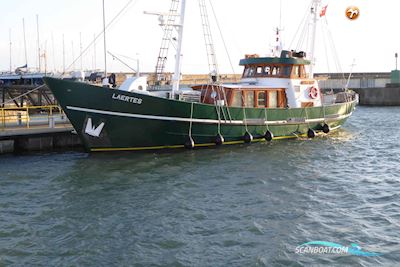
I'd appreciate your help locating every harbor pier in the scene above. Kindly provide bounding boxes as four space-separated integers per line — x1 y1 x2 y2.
315 71 400 105
0 105 81 154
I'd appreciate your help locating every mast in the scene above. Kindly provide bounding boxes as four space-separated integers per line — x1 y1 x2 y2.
37 14 41 72
9 28 12 73
199 0 219 81
22 18 28 68
309 0 320 78
171 0 186 98
102 0 108 80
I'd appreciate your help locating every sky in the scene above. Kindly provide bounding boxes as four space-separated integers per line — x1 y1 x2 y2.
0 0 399 75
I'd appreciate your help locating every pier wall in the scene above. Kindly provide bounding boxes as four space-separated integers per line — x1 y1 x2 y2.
353 87 400 106
0 128 82 154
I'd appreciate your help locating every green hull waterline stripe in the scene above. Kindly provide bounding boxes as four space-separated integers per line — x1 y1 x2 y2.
66 106 352 126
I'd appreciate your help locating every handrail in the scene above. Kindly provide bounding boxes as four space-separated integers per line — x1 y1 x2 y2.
0 105 68 130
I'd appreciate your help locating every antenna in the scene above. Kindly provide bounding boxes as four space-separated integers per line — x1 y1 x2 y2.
279 0 282 30
395 52 398 70
22 18 28 68
37 14 41 72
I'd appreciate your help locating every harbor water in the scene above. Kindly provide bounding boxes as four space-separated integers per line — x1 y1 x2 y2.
0 106 399 266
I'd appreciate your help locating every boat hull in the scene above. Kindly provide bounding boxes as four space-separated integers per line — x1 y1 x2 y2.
44 77 356 152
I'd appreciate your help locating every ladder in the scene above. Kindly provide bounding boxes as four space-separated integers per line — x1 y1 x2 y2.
154 0 180 86
198 0 219 82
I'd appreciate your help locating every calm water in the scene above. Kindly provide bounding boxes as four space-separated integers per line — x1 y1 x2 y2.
1 106 400 266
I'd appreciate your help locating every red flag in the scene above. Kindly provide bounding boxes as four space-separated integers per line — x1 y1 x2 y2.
320 5 328 17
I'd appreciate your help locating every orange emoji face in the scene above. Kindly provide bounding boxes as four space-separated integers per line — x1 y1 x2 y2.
346 6 360 20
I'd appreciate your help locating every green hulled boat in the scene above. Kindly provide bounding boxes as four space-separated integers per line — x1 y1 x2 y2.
44 0 356 152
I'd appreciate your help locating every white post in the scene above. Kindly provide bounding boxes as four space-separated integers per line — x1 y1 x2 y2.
171 0 186 99
309 0 320 78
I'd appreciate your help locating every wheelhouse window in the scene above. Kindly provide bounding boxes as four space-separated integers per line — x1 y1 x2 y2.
256 66 263 76
282 66 291 77
271 66 280 76
293 66 300 78
292 65 306 78
242 65 292 78
243 67 256 77
264 66 271 75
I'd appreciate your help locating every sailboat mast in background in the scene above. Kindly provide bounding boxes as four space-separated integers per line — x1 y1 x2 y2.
9 28 12 73
22 18 28 68
36 14 41 73
102 0 108 83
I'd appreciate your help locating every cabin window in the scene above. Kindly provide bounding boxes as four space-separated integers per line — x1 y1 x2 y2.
293 66 301 78
244 68 250 77
282 66 291 77
256 66 263 75
268 91 278 108
300 65 307 78
248 67 256 77
244 67 256 77
257 92 266 107
231 91 242 107
272 66 280 76
244 91 254 107
264 66 271 75
278 90 287 107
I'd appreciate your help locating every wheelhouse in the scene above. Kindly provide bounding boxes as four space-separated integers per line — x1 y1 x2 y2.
240 51 310 79
192 50 323 109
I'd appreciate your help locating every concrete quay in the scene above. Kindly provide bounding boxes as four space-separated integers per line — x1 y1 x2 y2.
0 124 82 154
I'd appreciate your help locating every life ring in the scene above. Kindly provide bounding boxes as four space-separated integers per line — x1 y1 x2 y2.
308 87 319 99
